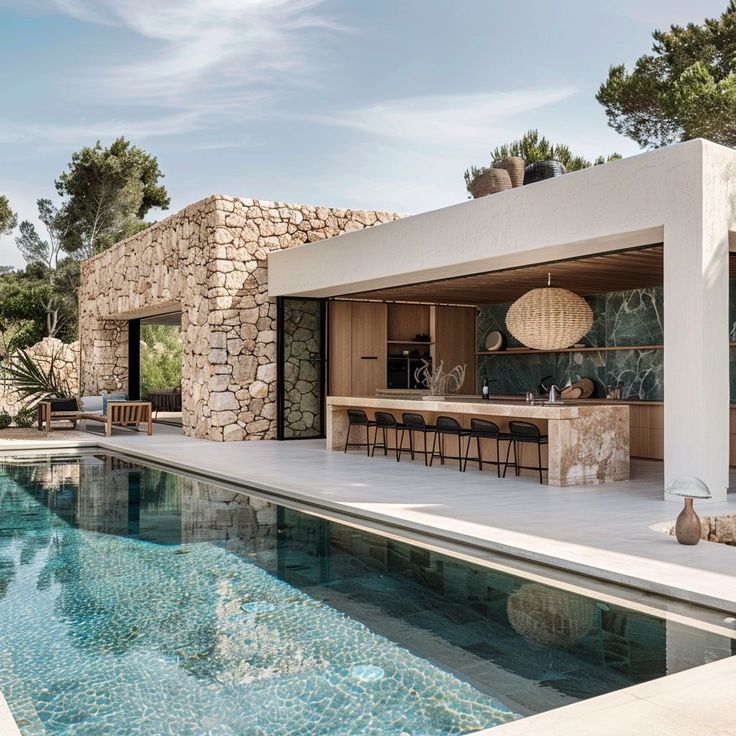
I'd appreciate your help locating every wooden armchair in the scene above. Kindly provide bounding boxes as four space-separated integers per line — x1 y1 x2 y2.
37 398 84 432
81 401 153 436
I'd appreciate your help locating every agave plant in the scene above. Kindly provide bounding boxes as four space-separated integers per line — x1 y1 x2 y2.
2 347 71 402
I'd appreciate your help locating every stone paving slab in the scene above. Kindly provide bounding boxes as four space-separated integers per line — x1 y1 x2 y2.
477 655 736 736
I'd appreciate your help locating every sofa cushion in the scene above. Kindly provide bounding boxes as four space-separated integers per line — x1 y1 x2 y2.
102 393 127 415
80 396 104 414
48 397 80 412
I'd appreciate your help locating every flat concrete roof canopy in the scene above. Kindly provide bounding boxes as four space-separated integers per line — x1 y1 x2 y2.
268 139 736 501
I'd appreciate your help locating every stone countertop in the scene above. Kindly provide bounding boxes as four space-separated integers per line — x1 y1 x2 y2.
375 388 666 406
326 395 629 420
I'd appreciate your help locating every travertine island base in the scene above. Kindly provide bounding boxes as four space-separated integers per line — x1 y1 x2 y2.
326 396 629 487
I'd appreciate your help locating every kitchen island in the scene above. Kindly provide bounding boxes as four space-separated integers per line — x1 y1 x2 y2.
326 396 629 486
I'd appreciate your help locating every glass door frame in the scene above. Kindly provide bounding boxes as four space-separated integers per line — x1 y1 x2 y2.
276 296 328 440
128 318 141 400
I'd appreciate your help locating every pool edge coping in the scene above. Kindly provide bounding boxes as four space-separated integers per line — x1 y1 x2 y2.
0 692 22 736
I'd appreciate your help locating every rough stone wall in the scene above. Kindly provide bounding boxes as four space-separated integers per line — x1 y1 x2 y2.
281 299 322 437
0 337 80 415
79 195 401 440
668 514 736 546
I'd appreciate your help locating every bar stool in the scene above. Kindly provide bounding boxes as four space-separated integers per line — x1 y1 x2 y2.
463 418 507 477
429 416 471 471
371 411 404 461
398 412 436 466
344 409 376 456
503 420 548 484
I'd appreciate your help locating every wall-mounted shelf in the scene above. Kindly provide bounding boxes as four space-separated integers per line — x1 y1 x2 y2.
475 344 664 356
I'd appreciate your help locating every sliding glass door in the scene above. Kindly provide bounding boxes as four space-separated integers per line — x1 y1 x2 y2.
276 297 326 439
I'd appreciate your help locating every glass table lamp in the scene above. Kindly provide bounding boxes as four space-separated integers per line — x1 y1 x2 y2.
665 475 711 545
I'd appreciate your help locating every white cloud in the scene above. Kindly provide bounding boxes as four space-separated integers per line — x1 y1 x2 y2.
314 88 577 148
0 110 208 146
36 0 337 104
0 0 337 144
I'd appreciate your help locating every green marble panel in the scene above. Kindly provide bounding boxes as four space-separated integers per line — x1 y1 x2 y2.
603 349 663 401
476 286 665 400
580 294 606 347
478 353 557 396
604 288 663 347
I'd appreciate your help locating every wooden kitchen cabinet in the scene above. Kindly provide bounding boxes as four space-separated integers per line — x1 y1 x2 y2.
328 301 387 396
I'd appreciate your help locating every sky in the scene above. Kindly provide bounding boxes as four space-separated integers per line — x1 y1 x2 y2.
0 0 728 268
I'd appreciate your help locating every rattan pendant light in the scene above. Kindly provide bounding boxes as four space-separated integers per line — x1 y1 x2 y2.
506 274 593 350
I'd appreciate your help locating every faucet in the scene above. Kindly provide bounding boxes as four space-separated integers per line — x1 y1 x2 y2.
548 384 561 403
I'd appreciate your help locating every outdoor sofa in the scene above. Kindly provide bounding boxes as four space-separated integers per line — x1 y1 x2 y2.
37 396 153 436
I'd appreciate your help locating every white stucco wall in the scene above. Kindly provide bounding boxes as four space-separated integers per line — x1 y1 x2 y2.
268 139 736 501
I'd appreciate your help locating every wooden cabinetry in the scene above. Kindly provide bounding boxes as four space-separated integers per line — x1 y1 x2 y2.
328 301 353 397
631 404 736 466
433 305 476 394
351 302 387 395
328 301 387 396
629 404 664 460
386 303 432 390
329 300 475 397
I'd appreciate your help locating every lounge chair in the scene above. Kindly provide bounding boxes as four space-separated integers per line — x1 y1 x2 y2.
37 397 84 432
38 397 153 436
81 401 153 437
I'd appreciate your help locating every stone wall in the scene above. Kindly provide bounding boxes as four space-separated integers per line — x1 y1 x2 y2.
79 195 400 440
0 337 80 416
668 514 736 546
281 298 322 437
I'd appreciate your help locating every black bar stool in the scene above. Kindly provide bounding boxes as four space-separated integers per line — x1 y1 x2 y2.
429 416 471 471
344 409 376 455
371 411 404 461
398 412 436 465
463 418 508 477
503 420 548 484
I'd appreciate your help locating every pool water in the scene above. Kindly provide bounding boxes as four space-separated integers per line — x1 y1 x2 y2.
0 452 732 735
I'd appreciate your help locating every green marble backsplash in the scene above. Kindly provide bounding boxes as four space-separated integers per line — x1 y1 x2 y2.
478 281 736 402
477 287 665 400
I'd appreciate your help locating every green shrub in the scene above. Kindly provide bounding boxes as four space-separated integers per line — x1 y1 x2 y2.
140 324 182 395
13 409 36 428
0 412 11 430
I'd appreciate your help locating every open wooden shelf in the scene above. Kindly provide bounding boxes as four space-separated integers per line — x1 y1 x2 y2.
475 344 664 356
387 340 435 345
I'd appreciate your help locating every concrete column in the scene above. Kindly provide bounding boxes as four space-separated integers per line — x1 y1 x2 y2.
663 148 731 501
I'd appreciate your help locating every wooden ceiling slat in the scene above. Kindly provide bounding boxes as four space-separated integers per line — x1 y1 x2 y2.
337 244 712 305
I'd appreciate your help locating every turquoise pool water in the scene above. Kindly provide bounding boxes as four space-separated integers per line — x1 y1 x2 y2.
0 451 731 735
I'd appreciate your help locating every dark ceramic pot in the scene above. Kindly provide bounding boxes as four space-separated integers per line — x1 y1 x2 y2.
523 160 567 185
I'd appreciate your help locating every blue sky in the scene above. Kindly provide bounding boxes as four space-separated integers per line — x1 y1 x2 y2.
0 0 727 267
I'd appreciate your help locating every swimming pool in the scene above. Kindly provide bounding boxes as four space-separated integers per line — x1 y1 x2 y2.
0 451 732 735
